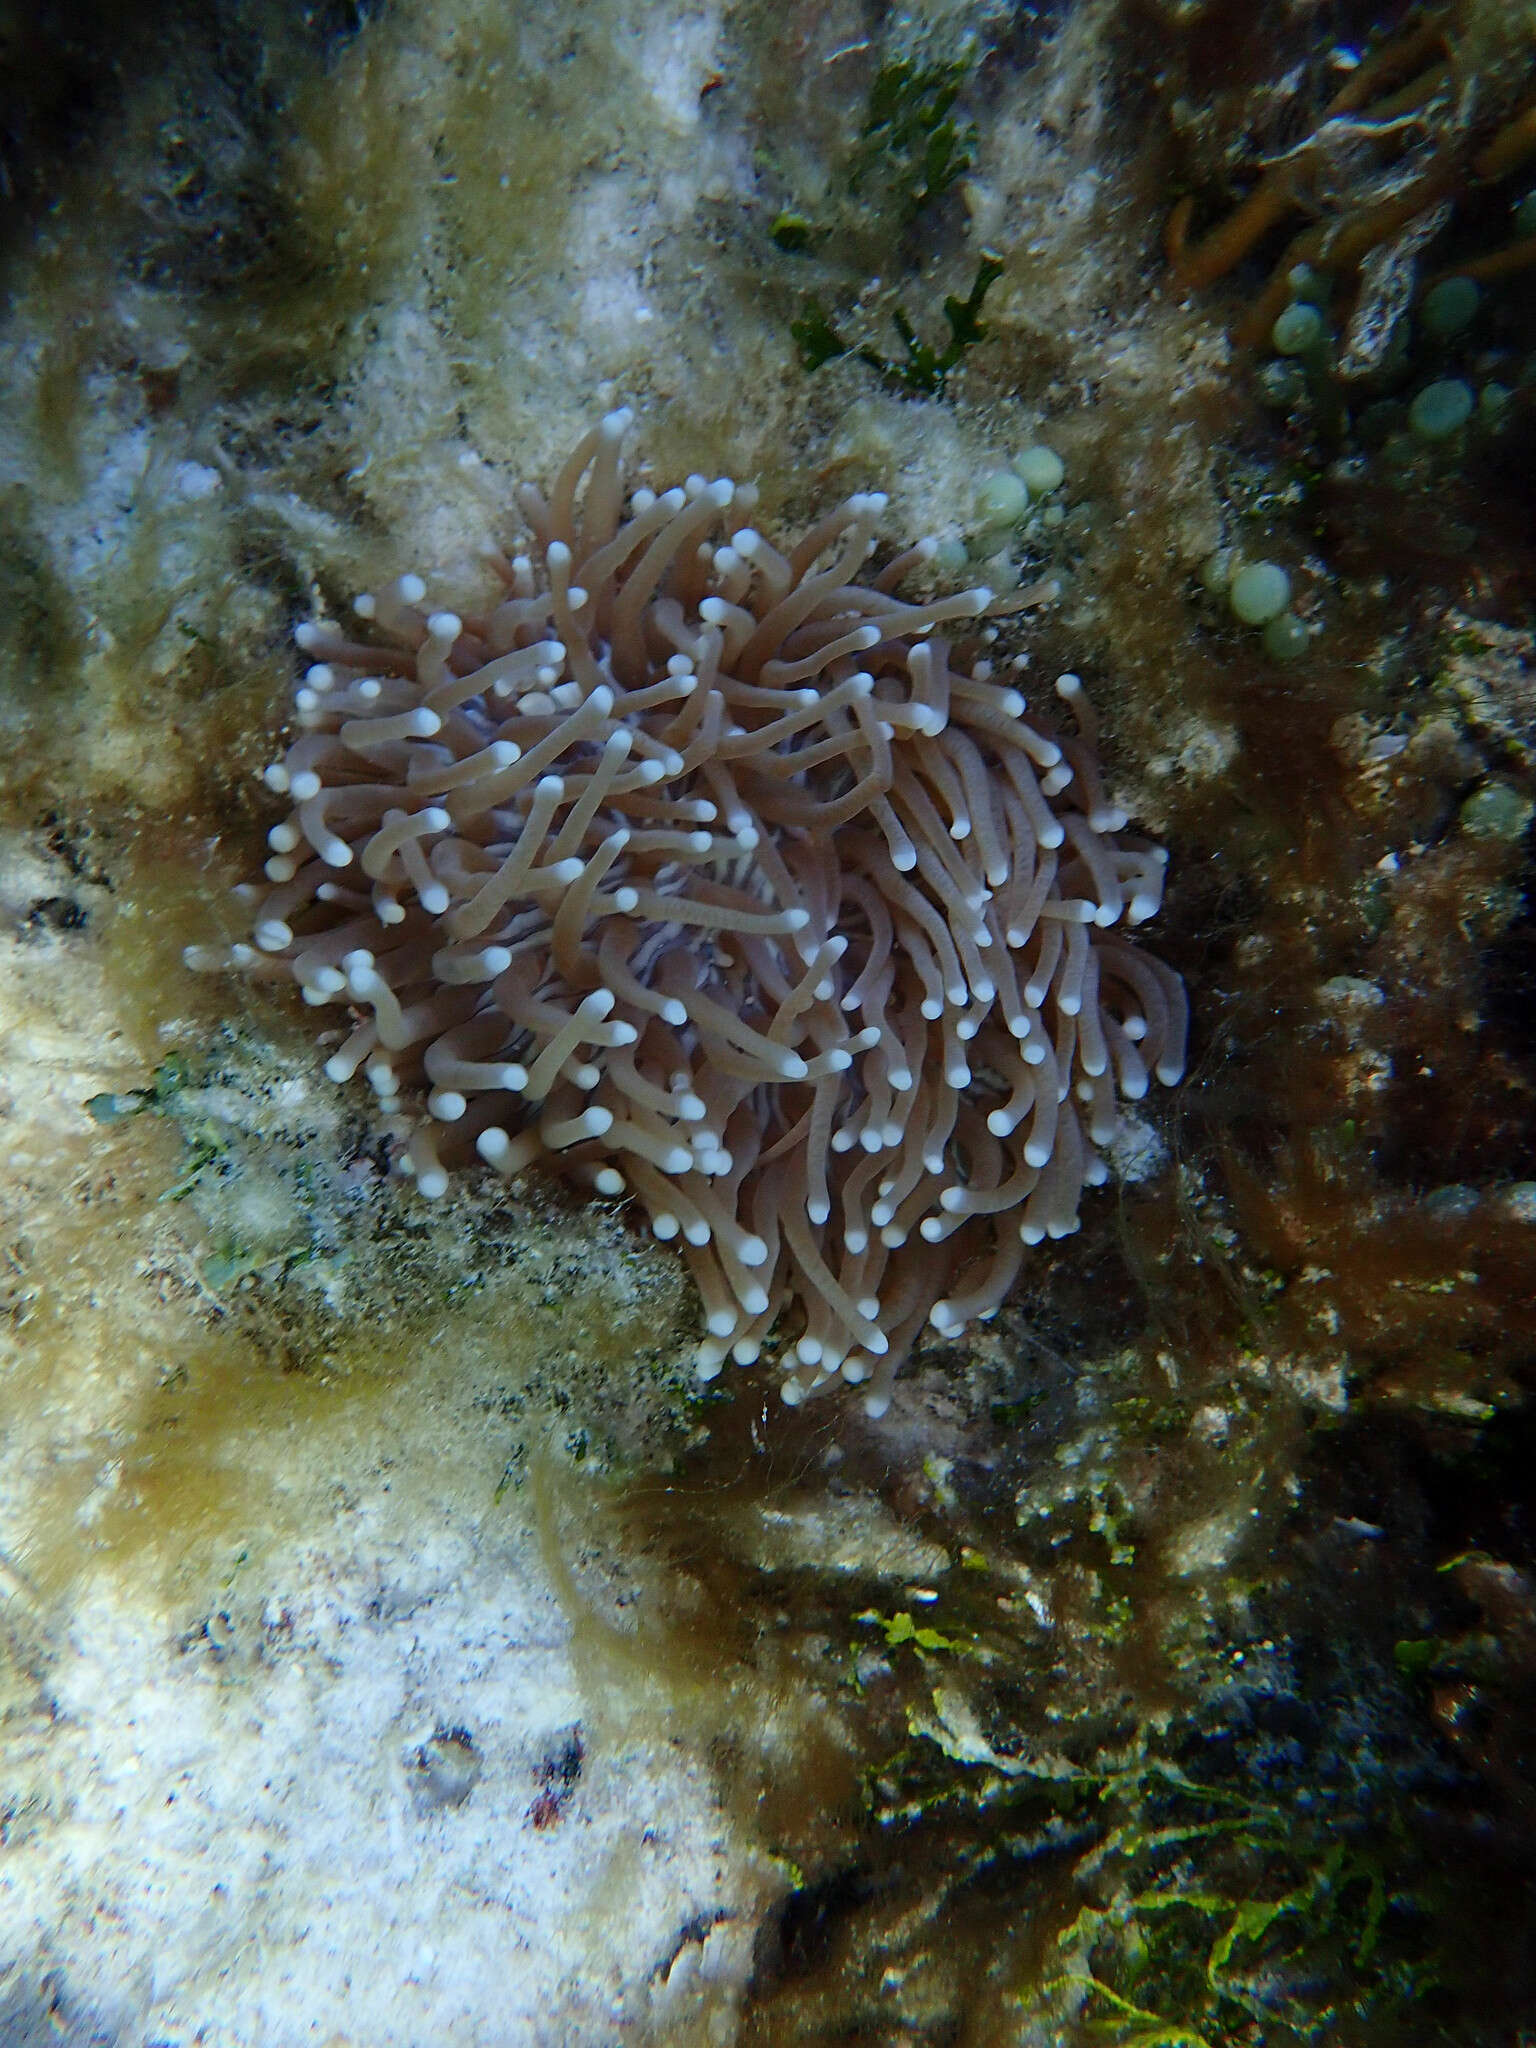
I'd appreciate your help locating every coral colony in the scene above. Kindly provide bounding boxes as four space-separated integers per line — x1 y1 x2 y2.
192 415 1186 1413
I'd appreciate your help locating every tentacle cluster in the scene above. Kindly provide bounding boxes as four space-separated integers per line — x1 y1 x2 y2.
195 411 1186 1414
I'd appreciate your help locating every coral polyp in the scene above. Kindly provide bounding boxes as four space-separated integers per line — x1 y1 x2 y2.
192 414 1185 1413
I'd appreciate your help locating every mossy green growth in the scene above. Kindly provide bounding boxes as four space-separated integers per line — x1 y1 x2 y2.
859 1608 969 1659
848 56 978 221
997 1748 1452 2048
792 249 1004 395
1393 1636 1446 1676
85 1051 195 1126
781 40 991 394
768 211 815 253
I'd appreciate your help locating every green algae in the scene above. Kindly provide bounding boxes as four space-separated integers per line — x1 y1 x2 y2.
791 247 1004 393
847 56 979 220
